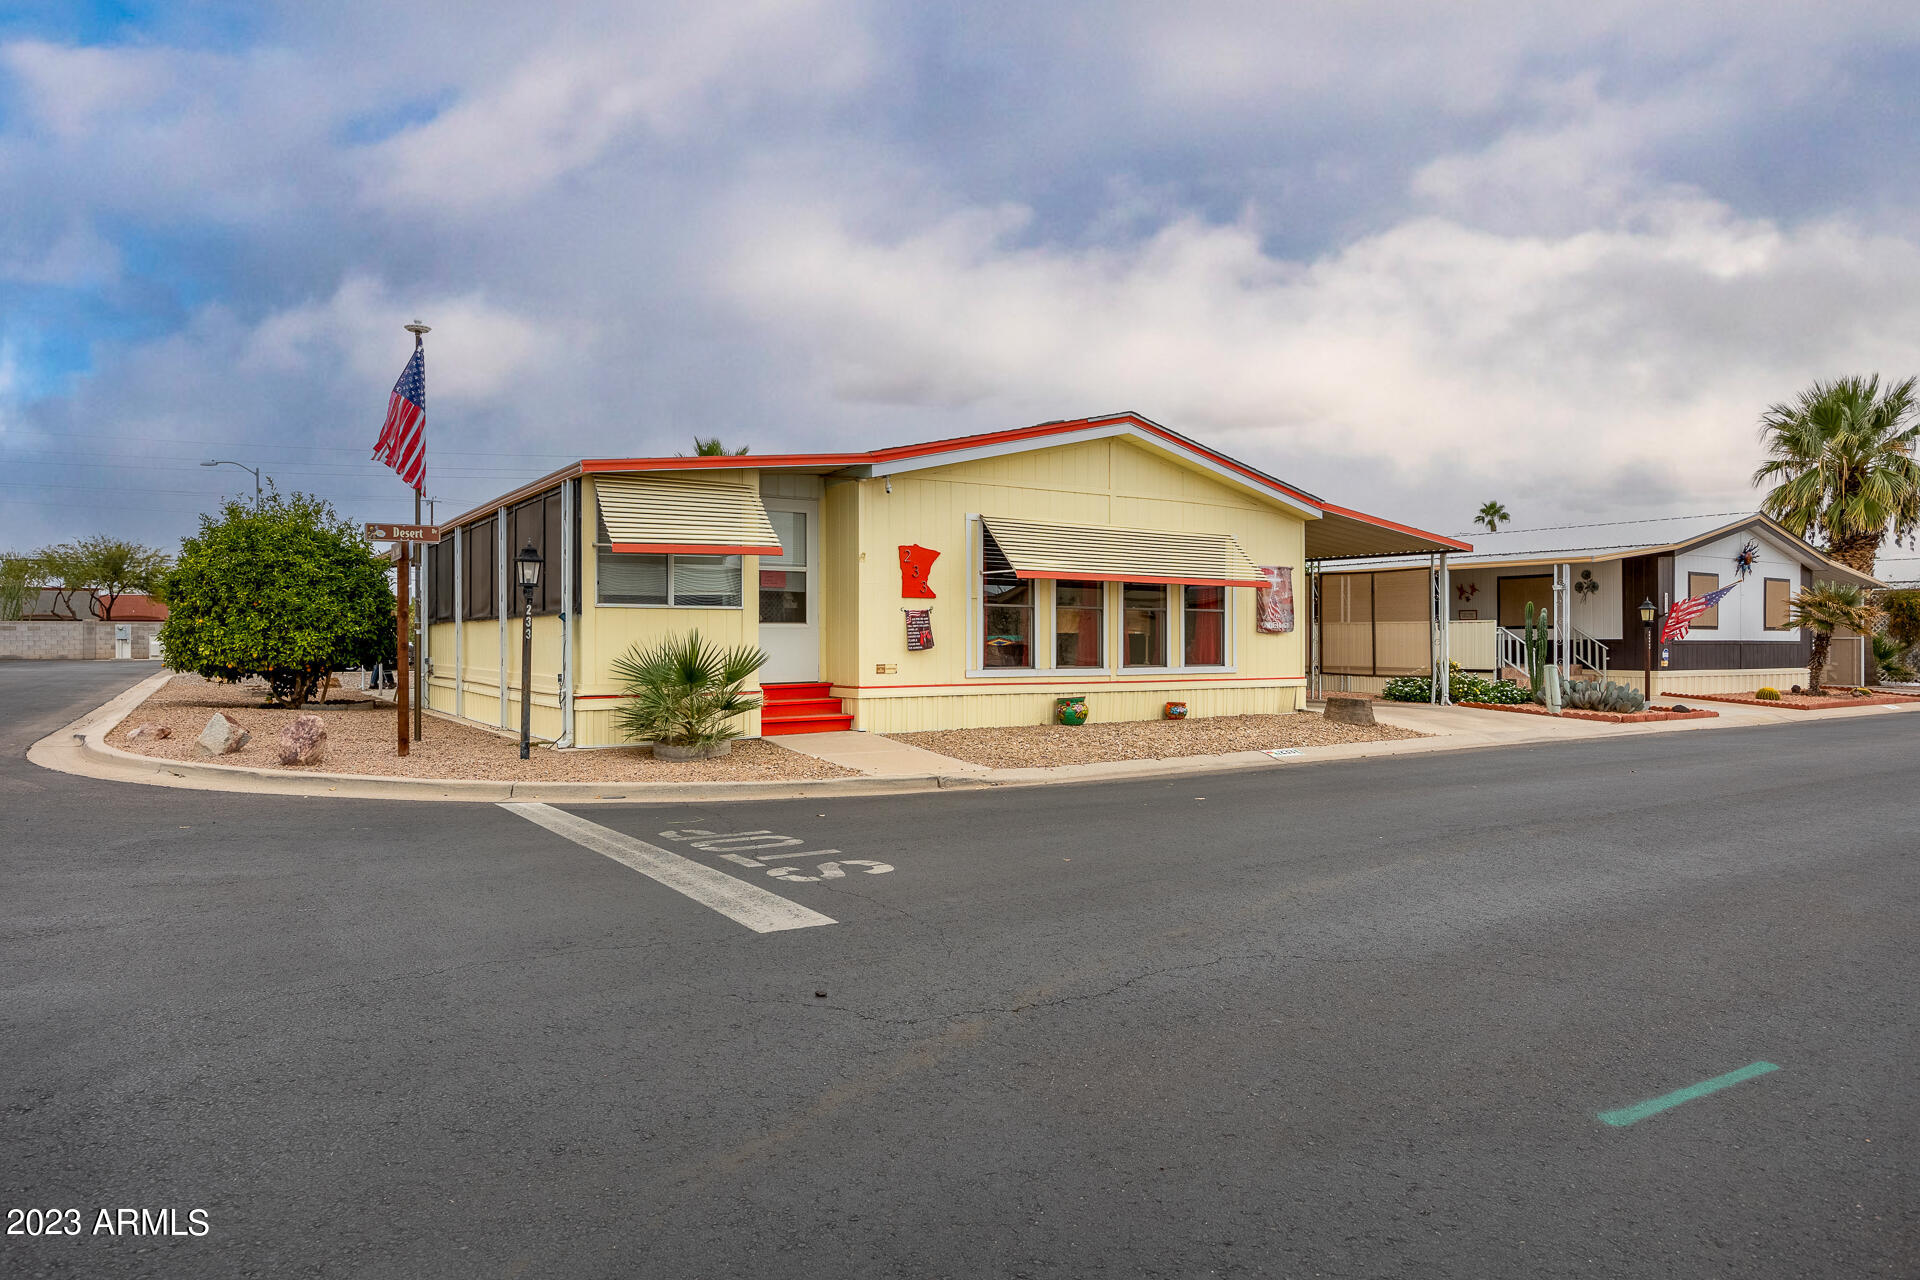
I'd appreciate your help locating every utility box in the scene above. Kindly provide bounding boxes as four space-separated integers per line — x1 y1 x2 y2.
114 622 132 660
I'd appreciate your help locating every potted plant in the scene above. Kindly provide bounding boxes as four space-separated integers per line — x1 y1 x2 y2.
611 631 768 760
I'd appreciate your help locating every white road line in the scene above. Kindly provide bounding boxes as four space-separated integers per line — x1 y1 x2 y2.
500 802 837 934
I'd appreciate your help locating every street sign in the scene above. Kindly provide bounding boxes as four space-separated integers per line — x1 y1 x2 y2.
364 522 441 544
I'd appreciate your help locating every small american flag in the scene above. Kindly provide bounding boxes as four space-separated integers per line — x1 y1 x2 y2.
1661 583 1737 641
373 340 426 491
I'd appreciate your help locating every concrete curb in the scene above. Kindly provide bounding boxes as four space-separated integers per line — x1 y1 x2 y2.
27 671 1916 805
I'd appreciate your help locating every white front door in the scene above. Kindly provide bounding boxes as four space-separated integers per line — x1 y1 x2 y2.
759 499 819 682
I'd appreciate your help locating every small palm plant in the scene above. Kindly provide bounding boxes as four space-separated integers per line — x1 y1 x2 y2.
611 631 768 757
1871 633 1917 684
1788 583 1883 693
1473 501 1510 534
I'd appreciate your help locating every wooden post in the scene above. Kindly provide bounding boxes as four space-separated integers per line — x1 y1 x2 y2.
397 543 411 757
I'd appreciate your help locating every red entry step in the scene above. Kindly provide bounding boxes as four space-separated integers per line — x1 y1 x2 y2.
759 681 854 736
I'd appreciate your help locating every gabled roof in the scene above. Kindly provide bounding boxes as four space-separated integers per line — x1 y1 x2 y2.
445 412 1467 560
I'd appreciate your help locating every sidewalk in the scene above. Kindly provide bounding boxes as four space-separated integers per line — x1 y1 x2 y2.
28 673 1918 804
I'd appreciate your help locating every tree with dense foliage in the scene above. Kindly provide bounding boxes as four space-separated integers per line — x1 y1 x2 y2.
1473 501 1510 534
689 437 749 456
1788 582 1883 693
1881 587 1920 650
1754 375 1920 575
34 536 170 619
157 493 395 708
0 552 46 621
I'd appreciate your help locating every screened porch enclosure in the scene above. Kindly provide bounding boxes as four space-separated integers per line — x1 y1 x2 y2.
1319 569 1434 677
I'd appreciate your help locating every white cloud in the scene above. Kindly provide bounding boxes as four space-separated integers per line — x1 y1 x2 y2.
724 183 1920 513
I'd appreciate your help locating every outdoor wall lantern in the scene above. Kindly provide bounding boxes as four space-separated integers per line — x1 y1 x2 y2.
516 541 543 759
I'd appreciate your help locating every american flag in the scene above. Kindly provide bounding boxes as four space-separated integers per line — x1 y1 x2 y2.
1661 583 1738 641
373 340 426 491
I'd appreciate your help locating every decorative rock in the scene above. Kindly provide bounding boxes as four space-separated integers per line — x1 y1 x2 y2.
1323 694 1376 726
653 740 731 761
277 714 327 766
197 712 250 756
127 722 173 742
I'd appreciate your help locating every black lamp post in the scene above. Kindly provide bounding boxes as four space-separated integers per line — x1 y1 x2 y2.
1639 597 1657 705
516 540 543 759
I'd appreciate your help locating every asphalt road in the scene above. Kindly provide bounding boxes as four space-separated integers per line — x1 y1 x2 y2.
3 661 1917 1278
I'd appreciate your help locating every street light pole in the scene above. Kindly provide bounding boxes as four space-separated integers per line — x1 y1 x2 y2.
1639 597 1657 705
515 540 544 760
201 459 264 500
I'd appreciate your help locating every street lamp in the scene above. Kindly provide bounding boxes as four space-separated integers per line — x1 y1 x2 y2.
516 540 543 759
201 459 265 500
1639 598 1657 705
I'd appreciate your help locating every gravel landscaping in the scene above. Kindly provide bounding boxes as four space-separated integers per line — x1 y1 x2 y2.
108 674 853 781
1683 688 1920 711
888 711 1425 770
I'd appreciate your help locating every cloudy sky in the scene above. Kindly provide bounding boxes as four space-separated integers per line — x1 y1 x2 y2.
7 2 1920 563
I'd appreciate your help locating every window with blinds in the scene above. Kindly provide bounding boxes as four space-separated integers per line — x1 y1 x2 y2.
596 549 741 607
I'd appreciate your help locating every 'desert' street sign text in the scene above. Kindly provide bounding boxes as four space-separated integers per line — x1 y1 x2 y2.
364 522 442 544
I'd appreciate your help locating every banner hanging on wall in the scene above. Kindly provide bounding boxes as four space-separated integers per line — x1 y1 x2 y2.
904 608 934 651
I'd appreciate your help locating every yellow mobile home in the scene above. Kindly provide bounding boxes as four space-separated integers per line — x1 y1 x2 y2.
421 413 1465 745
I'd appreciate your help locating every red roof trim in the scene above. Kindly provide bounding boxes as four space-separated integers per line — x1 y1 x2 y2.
609 541 784 556
553 413 1459 550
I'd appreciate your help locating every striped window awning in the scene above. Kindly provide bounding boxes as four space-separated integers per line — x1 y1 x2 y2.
981 516 1265 587
594 475 784 556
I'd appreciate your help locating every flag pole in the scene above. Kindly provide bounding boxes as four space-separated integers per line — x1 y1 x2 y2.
405 320 431 746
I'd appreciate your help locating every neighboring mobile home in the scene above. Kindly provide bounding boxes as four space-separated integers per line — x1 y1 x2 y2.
421 412 1465 746
1315 513 1883 697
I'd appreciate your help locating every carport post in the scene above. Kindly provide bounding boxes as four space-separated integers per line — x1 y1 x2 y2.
1437 552 1451 704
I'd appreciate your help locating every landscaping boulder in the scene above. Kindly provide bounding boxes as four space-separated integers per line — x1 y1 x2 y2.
197 712 250 756
277 714 327 766
1323 694 1376 726
127 722 172 742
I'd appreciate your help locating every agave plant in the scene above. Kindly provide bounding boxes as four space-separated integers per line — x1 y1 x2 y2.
611 631 768 750
1560 678 1647 714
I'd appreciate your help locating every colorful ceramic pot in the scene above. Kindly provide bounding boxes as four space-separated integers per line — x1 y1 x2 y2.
1163 701 1188 719
1055 695 1089 726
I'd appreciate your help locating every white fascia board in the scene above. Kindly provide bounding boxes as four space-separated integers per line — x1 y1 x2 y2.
863 421 1323 521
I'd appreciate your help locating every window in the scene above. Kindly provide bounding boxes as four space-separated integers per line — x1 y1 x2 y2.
1123 583 1168 667
508 490 565 614
463 517 497 620
1055 580 1104 667
1764 577 1793 631
596 550 741 607
1687 572 1721 629
427 537 455 622
1184 585 1226 666
760 509 808 624
983 575 1034 668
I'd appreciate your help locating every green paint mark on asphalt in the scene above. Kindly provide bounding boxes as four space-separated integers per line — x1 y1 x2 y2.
1599 1061 1780 1127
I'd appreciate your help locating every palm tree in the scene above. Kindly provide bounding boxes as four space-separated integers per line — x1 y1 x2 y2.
691 437 749 456
1473 501 1510 534
1754 375 1920 575
1788 582 1883 693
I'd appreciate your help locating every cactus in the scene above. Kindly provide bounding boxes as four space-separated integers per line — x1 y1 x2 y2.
1560 678 1648 714
1523 602 1548 698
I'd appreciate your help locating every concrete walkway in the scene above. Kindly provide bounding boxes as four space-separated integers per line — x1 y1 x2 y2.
771 730 991 776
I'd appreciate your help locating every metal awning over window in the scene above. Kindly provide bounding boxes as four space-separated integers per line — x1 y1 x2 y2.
594 475 784 555
981 515 1265 587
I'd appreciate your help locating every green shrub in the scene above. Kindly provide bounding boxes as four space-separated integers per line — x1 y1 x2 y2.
1755 686 1783 701
1380 666 1531 705
157 493 395 708
611 631 767 748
